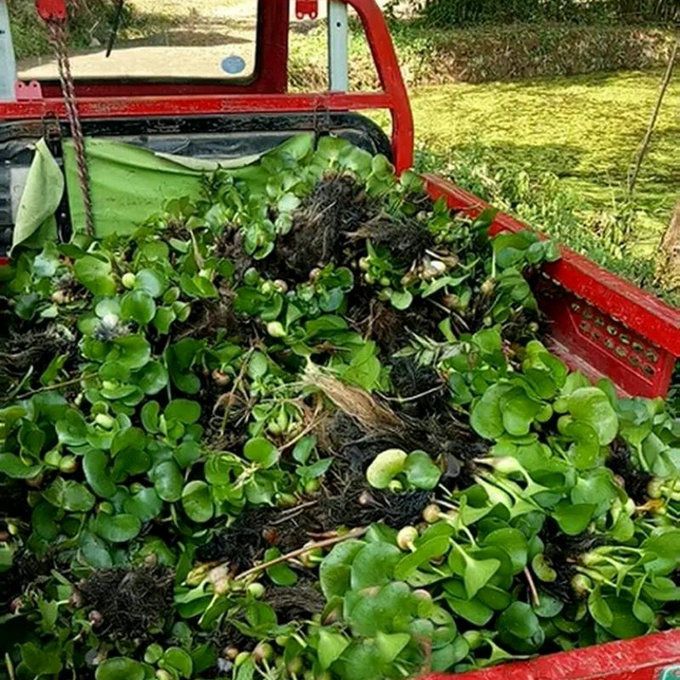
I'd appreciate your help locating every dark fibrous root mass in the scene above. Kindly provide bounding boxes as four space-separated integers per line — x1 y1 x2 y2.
78 566 174 642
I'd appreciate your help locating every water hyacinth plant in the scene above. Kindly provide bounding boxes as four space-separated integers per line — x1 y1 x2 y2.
0 134 678 680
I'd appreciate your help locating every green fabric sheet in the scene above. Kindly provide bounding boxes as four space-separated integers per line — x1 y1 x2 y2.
63 139 208 238
12 137 265 249
12 139 63 252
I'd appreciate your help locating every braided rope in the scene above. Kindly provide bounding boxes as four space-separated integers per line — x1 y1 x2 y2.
46 20 95 237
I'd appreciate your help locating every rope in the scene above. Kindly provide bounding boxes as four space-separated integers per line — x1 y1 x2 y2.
46 20 95 237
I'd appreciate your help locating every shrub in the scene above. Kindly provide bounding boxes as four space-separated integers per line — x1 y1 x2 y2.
417 0 680 27
289 22 678 88
10 0 132 61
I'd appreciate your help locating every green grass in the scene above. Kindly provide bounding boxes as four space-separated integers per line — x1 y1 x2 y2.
408 70 680 250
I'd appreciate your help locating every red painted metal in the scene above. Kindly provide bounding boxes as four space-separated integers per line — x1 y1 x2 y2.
296 0 319 20
15 81 43 101
424 629 680 680
35 0 66 21
425 174 680 398
7 0 414 172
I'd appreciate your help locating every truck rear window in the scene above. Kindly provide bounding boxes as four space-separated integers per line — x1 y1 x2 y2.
14 0 258 82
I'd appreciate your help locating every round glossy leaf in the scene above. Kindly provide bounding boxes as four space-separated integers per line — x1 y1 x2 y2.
136 269 167 298
182 481 214 523
244 437 279 468
162 647 193 679
74 255 116 297
482 528 528 574
80 531 113 568
153 460 184 502
121 289 156 325
83 449 117 498
566 387 619 446
94 513 142 543
124 487 163 522
404 451 441 490
95 657 145 680
165 399 201 425
497 601 545 653
350 541 402 590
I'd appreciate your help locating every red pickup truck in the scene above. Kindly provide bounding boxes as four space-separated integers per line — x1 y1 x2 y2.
1 0 679 677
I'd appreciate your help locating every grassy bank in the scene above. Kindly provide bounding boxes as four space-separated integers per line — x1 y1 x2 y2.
405 69 680 303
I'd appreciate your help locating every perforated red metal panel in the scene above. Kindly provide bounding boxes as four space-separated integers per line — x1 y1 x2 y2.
425 175 680 398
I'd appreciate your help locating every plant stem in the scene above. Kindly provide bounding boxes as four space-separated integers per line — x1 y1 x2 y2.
628 38 679 194
5 373 96 401
524 566 541 607
234 527 367 581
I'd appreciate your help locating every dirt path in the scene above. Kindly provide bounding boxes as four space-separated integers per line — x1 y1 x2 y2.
17 0 389 82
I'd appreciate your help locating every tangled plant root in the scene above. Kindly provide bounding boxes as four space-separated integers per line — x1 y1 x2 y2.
78 565 174 642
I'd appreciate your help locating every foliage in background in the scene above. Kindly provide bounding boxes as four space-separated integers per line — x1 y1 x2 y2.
289 21 678 88
415 143 678 306
8 0 125 60
409 0 680 27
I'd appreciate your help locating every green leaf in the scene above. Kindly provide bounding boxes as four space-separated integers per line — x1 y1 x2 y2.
165 399 201 424
404 451 441 490
471 384 512 440
74 254 116 296
124 487 163 522
113 335 151 370
83 449 117 498
320 539 365 599
455 547 501 599
375 632 410 662
43 478 95 512
244 437 279 468
141 400 160 433
445 594 494 626
588 587 613 628
94 513 142 543
342 341 382 392
500 387 544 437
394 536 450 580
482 528 528 574
182 481 214 523
136 361 168 395
0 453 42 479
552 502 596 535
497 601 545 653
566 387 619 446
95 657 146 680
264 548 298 586
390 289 413 310
153 460 184 502
154 306 177 334
121 289 156 325
293 435 316 464
162 647 193 678
318 629 350 670
21 641 62 675
346 581 415 637
366 449 408 489
80 531 113 568
136 269 167 298
350 541 402 590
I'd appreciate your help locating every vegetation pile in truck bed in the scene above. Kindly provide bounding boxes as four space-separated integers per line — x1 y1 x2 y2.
0 135 679 680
